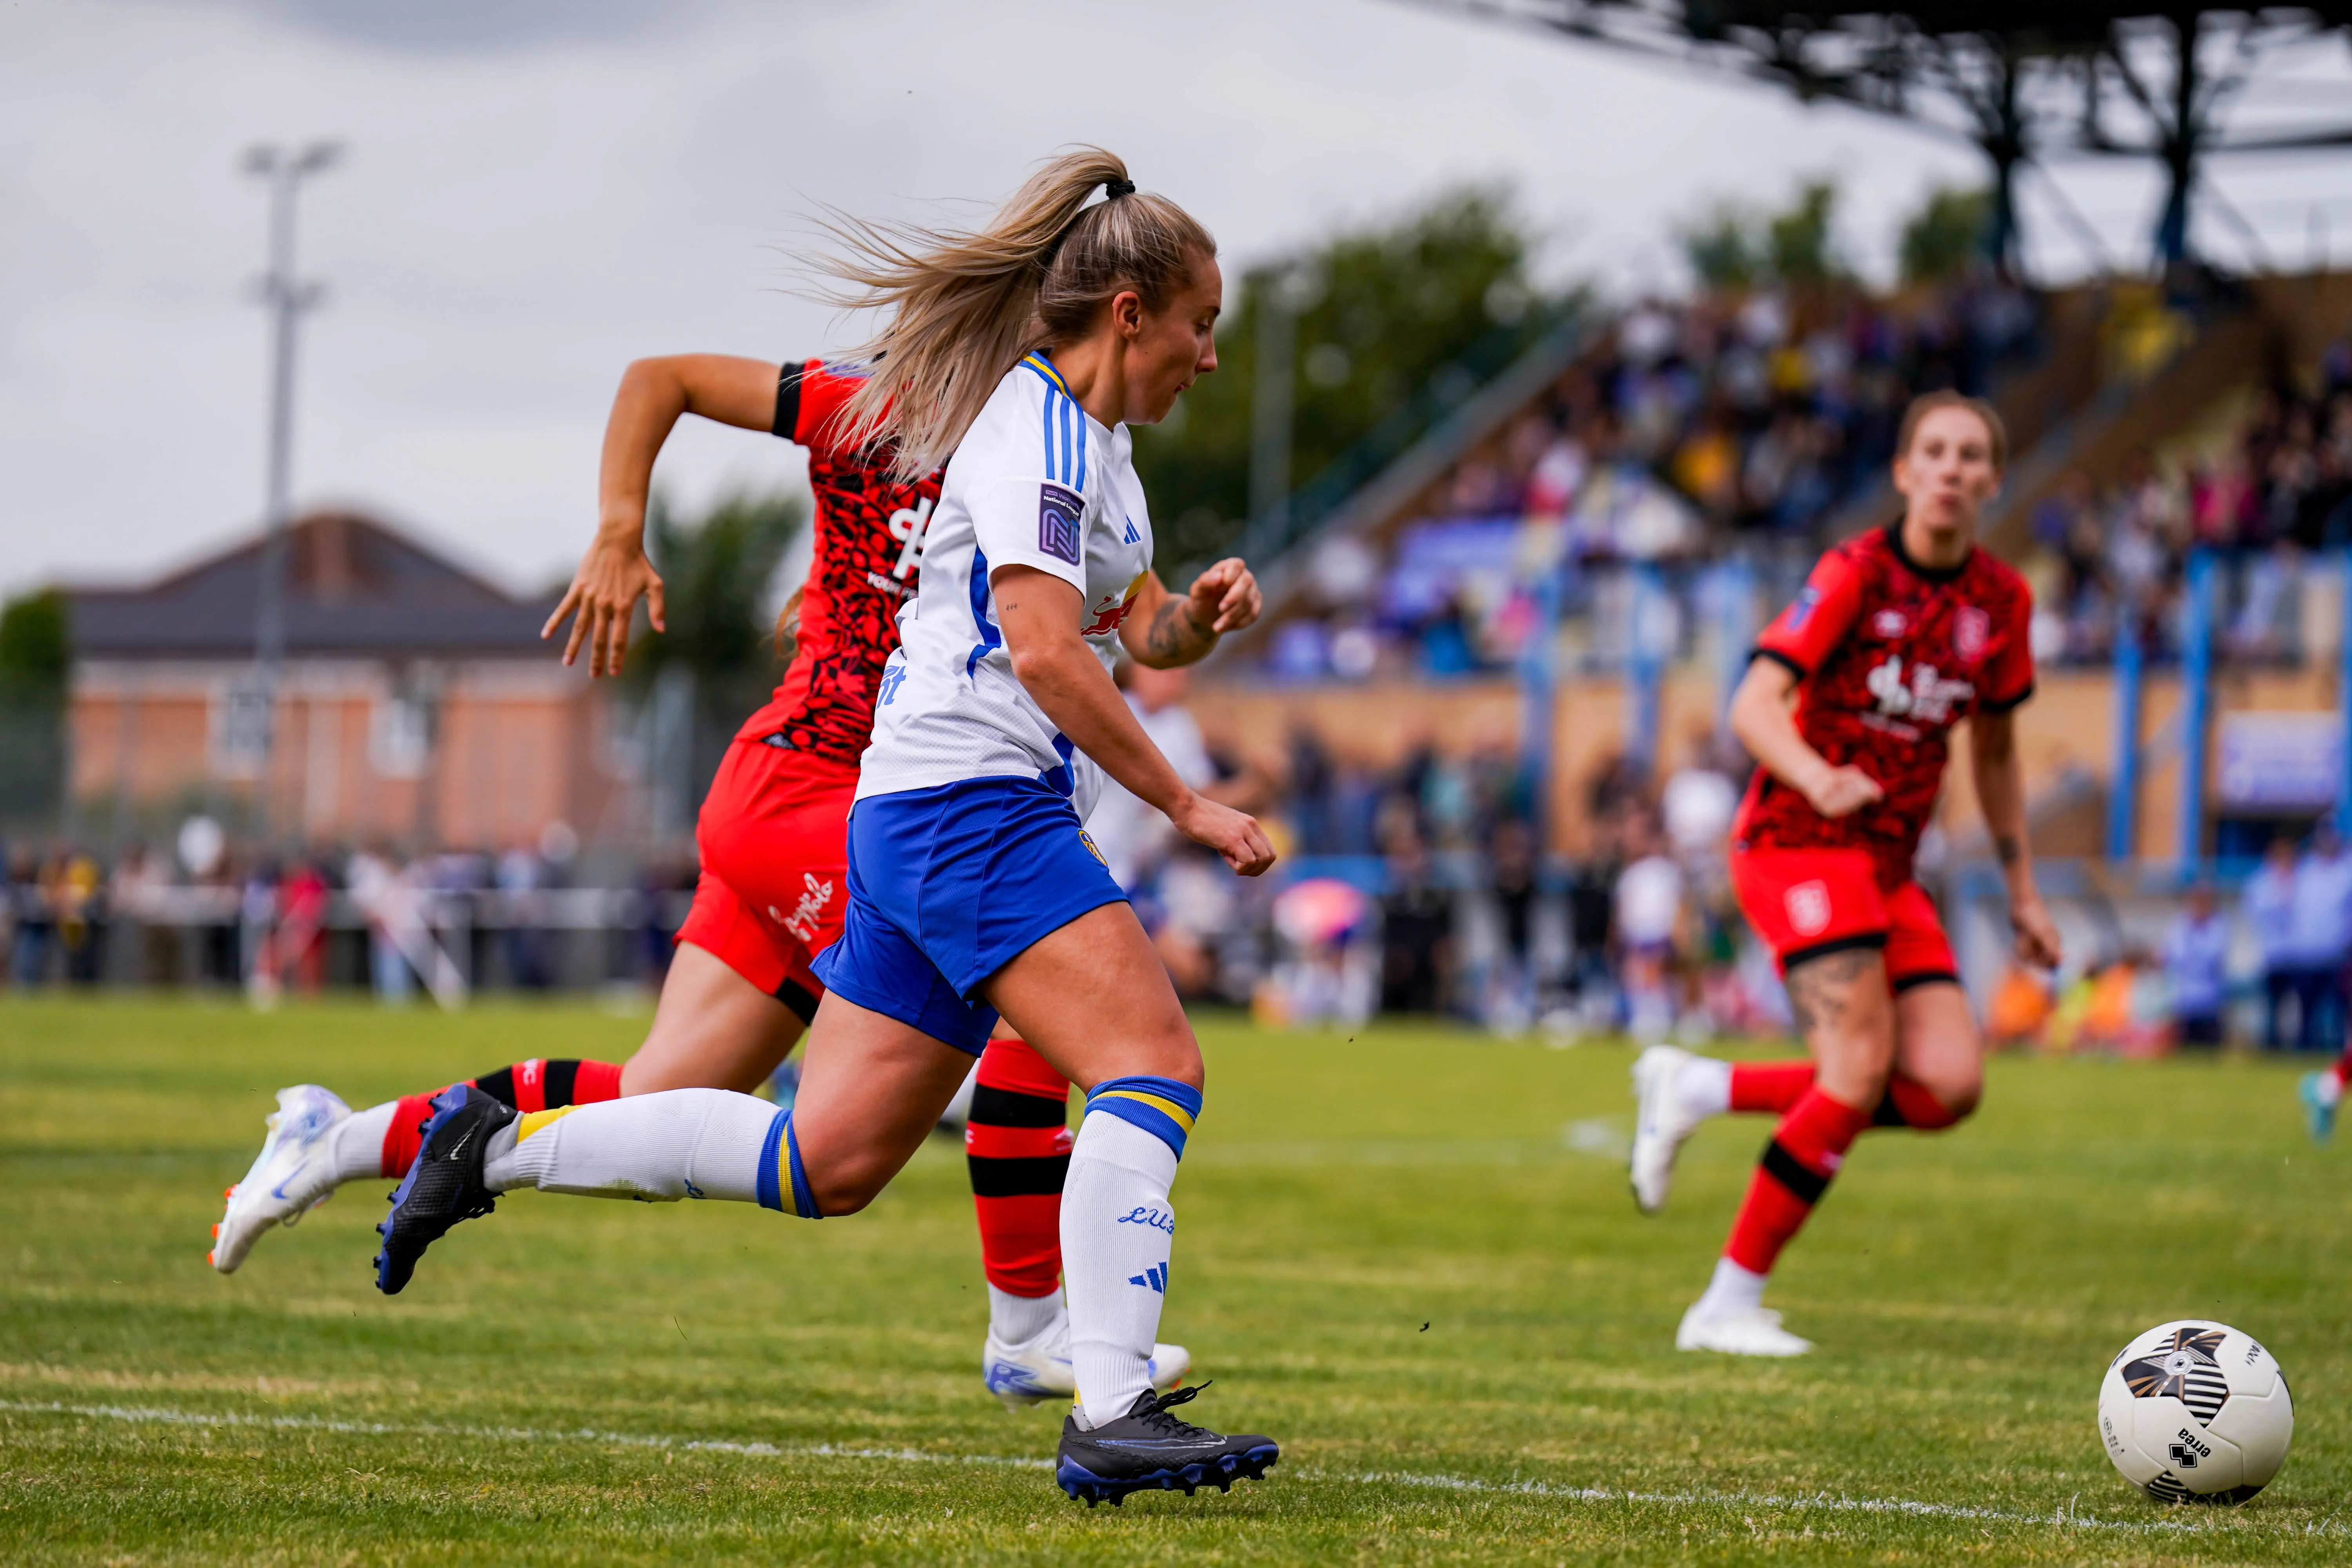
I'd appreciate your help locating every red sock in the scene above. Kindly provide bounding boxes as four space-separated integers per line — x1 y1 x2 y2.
965 1037 1071 1300
1722 1086 1872 1276
377 1059 626 1178
2332 1054 2352 1091
1871 1073 1964 1130
1729 1060 1813 1114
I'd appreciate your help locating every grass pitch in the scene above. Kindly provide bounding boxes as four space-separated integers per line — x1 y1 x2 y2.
4 997 2350 1564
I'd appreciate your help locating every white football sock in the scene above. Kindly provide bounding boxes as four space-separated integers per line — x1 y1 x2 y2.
1693 1255 1768 1317
2316 1071 2345 1108
331 1101 398 1185
1062 1111 1180 1428
1677 1056 1732 1121
989 1283 1064 1346
482 1088 777 1203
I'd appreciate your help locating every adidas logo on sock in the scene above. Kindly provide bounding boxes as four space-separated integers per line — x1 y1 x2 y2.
1127 1263 1169 1294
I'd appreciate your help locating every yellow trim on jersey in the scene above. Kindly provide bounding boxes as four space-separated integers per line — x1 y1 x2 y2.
1022 352 1072 396
515 1105 576 1143
1090 1089 1197 1136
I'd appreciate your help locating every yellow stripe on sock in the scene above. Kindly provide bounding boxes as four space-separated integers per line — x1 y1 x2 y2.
515 1105 575 1142
1090 1090 1196 1135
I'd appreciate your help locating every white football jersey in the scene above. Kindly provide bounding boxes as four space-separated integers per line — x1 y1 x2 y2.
857 351 1153 811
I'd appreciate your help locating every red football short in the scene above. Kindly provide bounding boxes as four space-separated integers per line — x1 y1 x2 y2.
673 740 857 1021
1730 846 1958 990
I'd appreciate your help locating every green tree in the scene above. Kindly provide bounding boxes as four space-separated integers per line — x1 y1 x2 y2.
624 490 808 808
1680 205 1761 293
1131 187 1552 568
0 589 68 826
1678 180 1847 292
1766 180 1844 286
1899 185 1993 285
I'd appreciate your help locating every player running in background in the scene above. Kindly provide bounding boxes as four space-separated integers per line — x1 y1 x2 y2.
367 150 1282 1505
211 347 1185 1408
1627 391 2063 1356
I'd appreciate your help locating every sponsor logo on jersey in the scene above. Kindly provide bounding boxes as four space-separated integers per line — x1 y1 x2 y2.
1784 880 1833 937
1081 572 1149 637
1872 609 1908 637
1038 482 1083 564
886 496 934 582
1865 655 1974 727
1954 605 1990 664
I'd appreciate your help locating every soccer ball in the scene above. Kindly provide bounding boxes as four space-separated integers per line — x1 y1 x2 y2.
2097 1320 2293 1503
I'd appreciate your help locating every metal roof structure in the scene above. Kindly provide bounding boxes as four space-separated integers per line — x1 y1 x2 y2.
1428 2 2352 269
67 512 558 660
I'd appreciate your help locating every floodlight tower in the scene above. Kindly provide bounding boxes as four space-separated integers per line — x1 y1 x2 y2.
243 139 339 838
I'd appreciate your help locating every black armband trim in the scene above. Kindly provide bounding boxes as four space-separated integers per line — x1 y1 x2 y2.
1891 969 1963 995
1780 931 1887 971
1750 647 1808 681
1978 683 2034 714
965 1152 1073 1198
1760 1139 1831 1204
773 361 806 441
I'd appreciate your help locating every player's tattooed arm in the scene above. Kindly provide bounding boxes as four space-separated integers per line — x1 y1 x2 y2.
1121 559 1262 669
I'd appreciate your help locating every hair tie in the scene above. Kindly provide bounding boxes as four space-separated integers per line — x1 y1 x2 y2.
1103 177 1136 199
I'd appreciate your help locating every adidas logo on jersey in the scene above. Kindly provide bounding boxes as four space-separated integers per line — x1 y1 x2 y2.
1129 1263 1169 1294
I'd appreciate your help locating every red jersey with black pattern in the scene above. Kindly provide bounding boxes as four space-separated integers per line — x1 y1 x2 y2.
1731 523 2036 888
734 359 942 766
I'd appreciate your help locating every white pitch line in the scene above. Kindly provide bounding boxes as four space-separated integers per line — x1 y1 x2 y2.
0 1398 2321 1539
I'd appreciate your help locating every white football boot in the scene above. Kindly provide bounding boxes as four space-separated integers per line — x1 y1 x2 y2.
981 1319 1192 1412
1675 1301 1813 1357
211 1085 352 1273
1628 1044 1710 1215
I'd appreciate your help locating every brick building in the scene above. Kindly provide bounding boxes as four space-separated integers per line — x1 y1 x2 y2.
65 512 633 851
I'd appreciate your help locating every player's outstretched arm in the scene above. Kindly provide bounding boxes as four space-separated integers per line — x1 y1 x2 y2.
996 565 1273 876
1727 657 1883 819
1969 706 2062 968
1119 559 1261 670
544 354 783 677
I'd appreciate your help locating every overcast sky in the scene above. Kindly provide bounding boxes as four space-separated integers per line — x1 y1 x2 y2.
3 0 2348 602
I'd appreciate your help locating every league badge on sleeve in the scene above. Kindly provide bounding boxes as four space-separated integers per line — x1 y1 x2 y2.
1039 482 1083 565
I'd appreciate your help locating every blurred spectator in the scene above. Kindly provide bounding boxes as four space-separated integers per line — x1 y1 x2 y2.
347 844 416 1003
2288 826 2352 1052
2162 884 2230 1048
497 839 551 991
1378 827 1455 1016
9 845 49 984
1613 815 1683 1043
2245 837 2299 1049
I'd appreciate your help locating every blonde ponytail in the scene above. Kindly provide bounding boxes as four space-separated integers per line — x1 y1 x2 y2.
806 147 1217 480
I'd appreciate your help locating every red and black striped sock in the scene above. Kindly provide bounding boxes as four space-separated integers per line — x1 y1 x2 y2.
379 1058 625 1178
965 1037 1072 1307
1722 1086 1872 1276
1730 1060 1965 1131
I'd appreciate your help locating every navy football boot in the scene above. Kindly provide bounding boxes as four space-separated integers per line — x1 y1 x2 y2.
1056 1383 1278 1505
374 1084 515 1295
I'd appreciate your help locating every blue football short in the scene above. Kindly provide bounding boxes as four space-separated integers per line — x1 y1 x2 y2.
810 775 1129 1055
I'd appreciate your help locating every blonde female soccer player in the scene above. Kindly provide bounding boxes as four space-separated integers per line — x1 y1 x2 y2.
1627 392 2063 1356
371 149 1280 1505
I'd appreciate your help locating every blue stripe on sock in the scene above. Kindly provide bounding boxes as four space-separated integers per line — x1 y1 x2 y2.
756 1107 788 1212
1084 1074 1203 1158
784 1111 819 1220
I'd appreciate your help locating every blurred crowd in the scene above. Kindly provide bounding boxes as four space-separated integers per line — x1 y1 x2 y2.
2028 338 2352 666
0 821 693 1002
1265 275 2043 683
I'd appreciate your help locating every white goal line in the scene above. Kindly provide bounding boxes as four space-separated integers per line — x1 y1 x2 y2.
1 1397 2319 1539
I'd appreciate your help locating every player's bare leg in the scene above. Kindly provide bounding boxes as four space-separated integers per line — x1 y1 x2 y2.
619 942 804 1095
1680 947 1892 1356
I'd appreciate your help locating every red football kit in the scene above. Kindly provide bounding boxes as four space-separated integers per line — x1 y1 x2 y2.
675 360 939 1015
1730 522 2035 985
